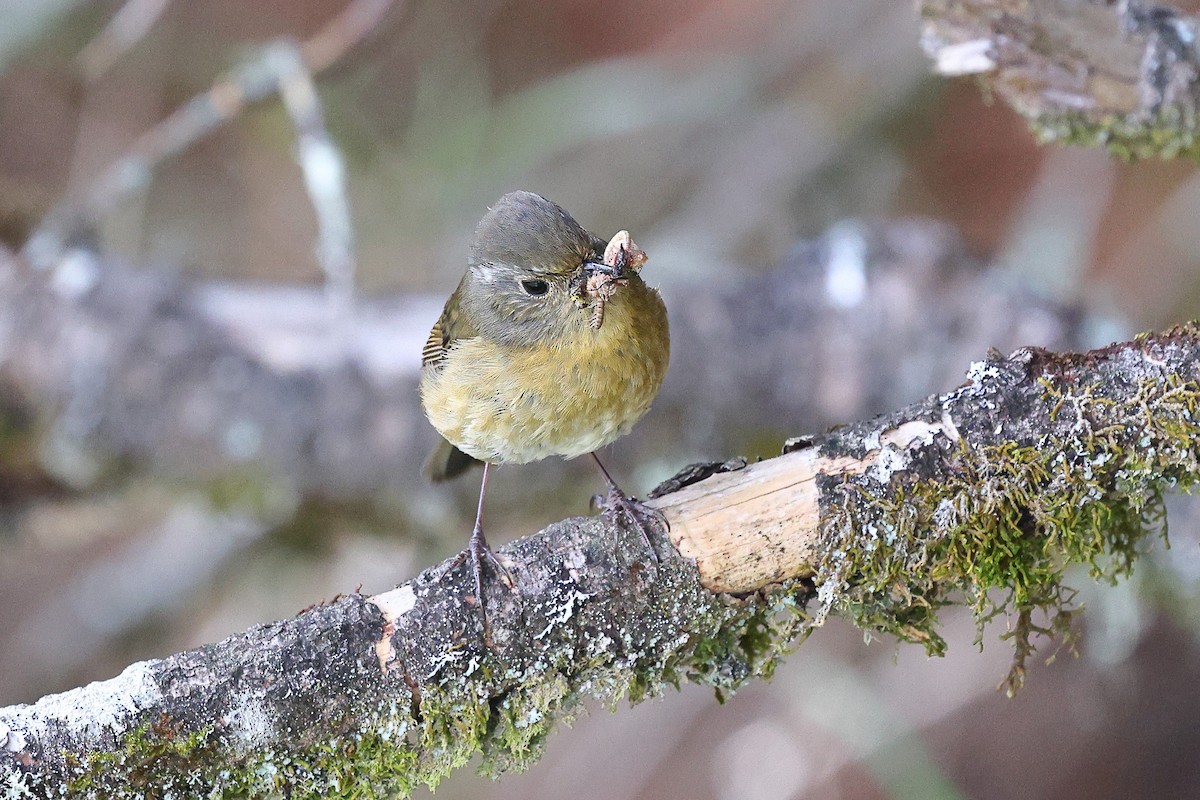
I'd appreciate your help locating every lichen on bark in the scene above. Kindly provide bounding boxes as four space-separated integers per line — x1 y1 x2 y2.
5 517 813 799
7 326 1200 797
808 331 1199 693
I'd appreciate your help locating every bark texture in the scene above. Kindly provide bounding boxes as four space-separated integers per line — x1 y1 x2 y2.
4 325 1198 797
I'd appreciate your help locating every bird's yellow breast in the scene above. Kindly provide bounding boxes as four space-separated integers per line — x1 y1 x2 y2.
420 286 668 464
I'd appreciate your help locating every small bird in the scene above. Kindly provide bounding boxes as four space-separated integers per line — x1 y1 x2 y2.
420 191 670 636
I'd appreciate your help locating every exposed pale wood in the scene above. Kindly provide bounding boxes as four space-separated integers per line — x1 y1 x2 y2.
654 420 953 593
653 450 835 592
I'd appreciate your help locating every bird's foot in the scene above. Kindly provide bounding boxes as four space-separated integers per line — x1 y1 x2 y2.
596 485 668 562
446 524 514 647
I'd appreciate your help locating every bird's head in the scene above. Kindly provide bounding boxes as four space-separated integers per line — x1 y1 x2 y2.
459 191 645 346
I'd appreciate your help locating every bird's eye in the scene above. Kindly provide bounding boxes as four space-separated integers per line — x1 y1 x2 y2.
520 279 550 296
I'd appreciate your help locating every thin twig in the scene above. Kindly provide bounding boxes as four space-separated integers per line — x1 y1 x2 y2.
77 0 174 82
24 0 397 273
271 42 357 329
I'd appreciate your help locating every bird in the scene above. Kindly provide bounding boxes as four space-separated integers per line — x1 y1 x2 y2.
419 190 670 638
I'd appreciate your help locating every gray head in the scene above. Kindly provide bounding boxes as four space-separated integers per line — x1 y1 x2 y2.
459 191 629 346
469 191 604 275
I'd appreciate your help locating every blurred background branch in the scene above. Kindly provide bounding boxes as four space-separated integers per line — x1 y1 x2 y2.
2 1 1200 798
23 0 395 271
920 0 1200 159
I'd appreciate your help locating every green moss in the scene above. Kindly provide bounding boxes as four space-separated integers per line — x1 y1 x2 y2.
53 708 428 799
812 370 1197 694
49 352 1192 791
22 342 1198 795
1030 108 1200 161
31 554 811 798
64 718 216 797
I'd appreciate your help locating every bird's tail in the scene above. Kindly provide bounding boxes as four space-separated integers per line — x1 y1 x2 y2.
424 438 483 482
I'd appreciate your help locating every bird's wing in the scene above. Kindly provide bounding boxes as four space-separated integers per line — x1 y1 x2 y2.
421 318 448 371
421 282 476 372
421 279 484 481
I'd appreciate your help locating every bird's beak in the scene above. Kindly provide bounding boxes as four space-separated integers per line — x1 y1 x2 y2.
584 260 625 280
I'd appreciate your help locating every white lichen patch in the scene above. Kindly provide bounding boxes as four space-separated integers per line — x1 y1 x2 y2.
812 542 852 626
535 585 593 640
2 764 33 798
222 693 276 752
952 355 1012 409
3 660 161 750
868 446 909 485
423 644 469 681
1 726 24 754
373 703 410 742
932 498 959 531
965 359 995 386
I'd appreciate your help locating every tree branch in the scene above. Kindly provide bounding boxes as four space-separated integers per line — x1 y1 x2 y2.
4 324 1198 797
920 0 1200 159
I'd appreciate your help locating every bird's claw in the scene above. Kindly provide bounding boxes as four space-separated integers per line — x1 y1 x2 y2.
444 524 514 648
469 526 514 590
598 486 668 562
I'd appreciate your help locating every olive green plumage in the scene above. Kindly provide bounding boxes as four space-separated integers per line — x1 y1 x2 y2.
420 191 669 481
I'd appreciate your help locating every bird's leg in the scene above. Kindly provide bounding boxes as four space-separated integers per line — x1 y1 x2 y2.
455 462 514 645
590 452 667 562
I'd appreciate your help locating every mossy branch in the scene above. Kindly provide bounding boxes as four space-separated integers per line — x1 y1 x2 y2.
4 325 1200 798
920 0 1200 160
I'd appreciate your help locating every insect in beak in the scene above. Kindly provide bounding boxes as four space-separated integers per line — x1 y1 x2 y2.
582 231 647 330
